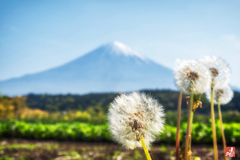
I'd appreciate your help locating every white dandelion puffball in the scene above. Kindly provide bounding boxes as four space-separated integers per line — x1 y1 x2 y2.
206 85 234 105
108 92 165 150
174 59 211 94
200 56 230 88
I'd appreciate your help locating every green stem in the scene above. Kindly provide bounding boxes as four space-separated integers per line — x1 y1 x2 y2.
218 101 227 160
175 91 182 160
211 87 218 160
184 93 193 160
189 109 194 153
140 135 152 160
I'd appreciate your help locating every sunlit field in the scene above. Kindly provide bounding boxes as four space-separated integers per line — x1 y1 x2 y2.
0 93 240 159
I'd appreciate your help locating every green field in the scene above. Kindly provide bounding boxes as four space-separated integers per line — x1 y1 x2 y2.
0 120 239 144
1 92 240 159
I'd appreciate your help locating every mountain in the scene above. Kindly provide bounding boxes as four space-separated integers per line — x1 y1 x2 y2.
0 41 176 95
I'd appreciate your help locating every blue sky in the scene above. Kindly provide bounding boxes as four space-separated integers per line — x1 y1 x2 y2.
0 0 240 87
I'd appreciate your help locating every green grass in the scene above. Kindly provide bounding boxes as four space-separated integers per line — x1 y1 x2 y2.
0 139 237 160
159 144 167 153
0 120 239 144
0 143 37 151
0 156 14 160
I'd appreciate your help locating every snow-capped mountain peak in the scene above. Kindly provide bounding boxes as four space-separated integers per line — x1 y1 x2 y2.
102 41 145 60
0 41 175 95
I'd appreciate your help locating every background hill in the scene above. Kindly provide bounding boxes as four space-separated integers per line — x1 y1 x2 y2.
25 90 240 114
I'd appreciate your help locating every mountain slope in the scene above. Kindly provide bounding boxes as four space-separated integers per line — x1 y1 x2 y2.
0 41 176 95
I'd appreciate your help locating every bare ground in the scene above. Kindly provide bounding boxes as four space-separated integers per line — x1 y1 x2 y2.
0 139 239 160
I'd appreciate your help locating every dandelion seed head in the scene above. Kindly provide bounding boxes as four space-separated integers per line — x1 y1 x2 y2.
174 59 211 94
200 56 230 88
209 67 219 79
206 85 234 105
108 92 165 149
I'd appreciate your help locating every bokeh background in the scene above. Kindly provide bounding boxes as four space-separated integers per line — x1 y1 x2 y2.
0 1 240 159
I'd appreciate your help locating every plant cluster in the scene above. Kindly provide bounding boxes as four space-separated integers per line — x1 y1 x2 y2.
0 96 106 124
0 121 239 144
0 121 110 141
174 56 234 160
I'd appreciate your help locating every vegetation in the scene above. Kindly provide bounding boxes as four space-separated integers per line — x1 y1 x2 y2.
1 94 240 125
0 91 239 149
1 139 233 160
0 120 239 144
0 96 106 124
24 90 240 113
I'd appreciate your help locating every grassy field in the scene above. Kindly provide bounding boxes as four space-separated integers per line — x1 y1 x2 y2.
1 139 239 160
1 95 240 159
1 120 240 144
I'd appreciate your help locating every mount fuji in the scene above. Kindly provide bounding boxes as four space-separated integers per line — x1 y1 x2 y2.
0 41 176 95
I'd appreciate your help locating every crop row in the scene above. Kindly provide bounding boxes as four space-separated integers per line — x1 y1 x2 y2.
0 121 239 144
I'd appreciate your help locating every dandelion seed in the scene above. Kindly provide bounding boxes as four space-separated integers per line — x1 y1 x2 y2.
200 56 230 88
206 84 234 160
174 59 212 160
108 92 164 150
200 56 230 160
174 59 211 94
206 85 234 105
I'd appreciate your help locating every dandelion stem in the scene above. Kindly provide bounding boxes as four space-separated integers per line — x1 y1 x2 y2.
211 87 218 160
140 135 152 160
218 101 227 160
175 91 182 160
184 93 193 160
189 108 194 154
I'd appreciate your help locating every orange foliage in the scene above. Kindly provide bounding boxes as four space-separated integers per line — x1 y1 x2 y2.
19 107 49 120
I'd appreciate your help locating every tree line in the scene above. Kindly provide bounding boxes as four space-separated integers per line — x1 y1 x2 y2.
24 90 240 114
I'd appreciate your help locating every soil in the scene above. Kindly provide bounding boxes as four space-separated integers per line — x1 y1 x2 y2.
0 139 239 160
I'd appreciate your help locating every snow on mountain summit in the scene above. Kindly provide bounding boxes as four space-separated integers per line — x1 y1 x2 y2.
101 41 145 60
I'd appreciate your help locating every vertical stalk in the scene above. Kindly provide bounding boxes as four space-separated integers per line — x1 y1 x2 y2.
211 87 218 160
218 102 227 160
184 93 193 160
175 91 182 160
140 135 152 160
189 109 194 153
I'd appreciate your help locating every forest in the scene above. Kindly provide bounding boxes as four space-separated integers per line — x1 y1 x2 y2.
25 90 240 113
